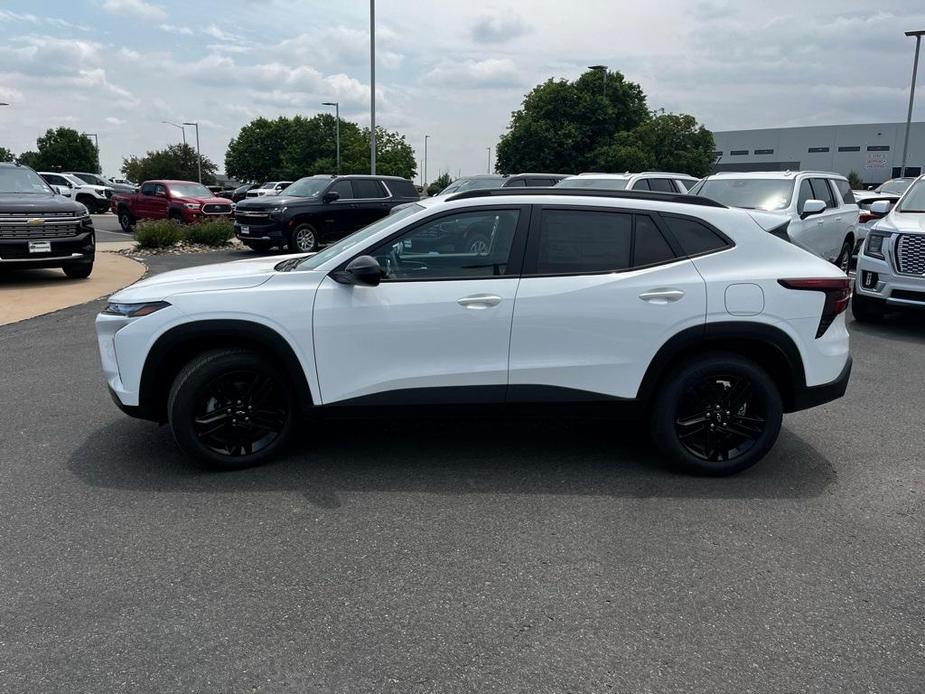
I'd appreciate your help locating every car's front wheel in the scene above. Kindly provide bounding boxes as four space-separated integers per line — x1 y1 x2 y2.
167 349 296 469
63 263 93 279
650 353 783 476
290 223 318 252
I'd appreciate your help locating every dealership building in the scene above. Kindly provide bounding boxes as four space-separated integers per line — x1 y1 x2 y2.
712 121 925 185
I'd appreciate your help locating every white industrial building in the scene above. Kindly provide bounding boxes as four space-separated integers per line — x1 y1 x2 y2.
712 122 925 185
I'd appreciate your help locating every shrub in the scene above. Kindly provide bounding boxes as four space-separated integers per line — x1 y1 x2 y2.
135 219 183 249
847 170 864 190
183 219 234 246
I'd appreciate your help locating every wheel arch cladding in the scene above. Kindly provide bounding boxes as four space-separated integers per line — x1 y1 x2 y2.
637 322 806 413
138 320 314 422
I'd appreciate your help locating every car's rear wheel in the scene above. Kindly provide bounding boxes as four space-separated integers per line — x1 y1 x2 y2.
118 209 135 232
851 291 885 323
63 263 93 279
290 223 318 252
168 349 295 469
835 238 853 273
650 353 783 476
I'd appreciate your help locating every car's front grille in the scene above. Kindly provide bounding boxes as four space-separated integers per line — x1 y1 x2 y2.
0 211 78 219
896 234 925 275
235 211 270 223
0 222 83 239
891 289 925 303
203 203 232 214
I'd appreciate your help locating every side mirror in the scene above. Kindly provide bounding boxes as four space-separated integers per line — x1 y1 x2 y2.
801 199 826 219
332 255 382 286
322 191 340 203
156 190 167 198
869 200 891 216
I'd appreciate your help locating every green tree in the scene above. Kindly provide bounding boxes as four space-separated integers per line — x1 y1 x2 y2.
847 170 864 190
427 172 453 196
121 143 217 184
22 128 99 172
496 69 714 177
0 147 14 163
224 115 416 182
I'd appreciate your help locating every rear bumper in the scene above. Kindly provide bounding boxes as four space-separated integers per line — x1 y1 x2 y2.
789 356 852 412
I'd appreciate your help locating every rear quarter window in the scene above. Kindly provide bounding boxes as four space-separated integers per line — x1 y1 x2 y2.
385 179 418 198
663 215 731 256
833 179 856 205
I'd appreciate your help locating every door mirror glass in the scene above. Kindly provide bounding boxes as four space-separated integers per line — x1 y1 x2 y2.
333 255 382 286
869 200 891 216
801 199 826 218
323 191 340 203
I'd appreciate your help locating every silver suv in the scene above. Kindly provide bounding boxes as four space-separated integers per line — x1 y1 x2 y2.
853 174 925 321
690 171 859 272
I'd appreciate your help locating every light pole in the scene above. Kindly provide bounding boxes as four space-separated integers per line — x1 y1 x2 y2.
183 121 201 183
901 30 924 177
322 102 341 174
487 146 492 173
83 132 99 173
162 120 186 145
423 135 429 190
370 0 376 174
588 64 608 98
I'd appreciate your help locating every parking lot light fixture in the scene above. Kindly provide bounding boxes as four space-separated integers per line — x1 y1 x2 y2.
588 65 608 97
322 102 341 174
183 122 202 184
162 120 186 146
901 30 925 177
370 0 376 175
423 135 429 190
82 133 100 173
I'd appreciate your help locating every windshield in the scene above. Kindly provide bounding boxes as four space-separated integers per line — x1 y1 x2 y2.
692 178 794 210
440 176 506 195
75 173 105 185
0 167 54 194
168 182 212 197
61 173 86 187
297 204 424 270
897 179 925 213
877 179 913 196
281 177 330 198
555 177 629 190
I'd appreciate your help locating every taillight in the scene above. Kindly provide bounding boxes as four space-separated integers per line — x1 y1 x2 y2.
778 278 850 338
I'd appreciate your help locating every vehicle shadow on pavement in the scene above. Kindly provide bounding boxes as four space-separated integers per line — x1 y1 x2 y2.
848 313 925 344
68 417 836 506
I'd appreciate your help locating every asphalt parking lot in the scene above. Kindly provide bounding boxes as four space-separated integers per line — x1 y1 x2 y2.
91 213 131 243
1 251 923 693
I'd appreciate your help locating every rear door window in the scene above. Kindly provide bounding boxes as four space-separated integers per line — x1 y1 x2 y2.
631 179 651 191
648 178 676 193
832 179 856 205
353 179 387 198
532 209 632 274
505 178 526 187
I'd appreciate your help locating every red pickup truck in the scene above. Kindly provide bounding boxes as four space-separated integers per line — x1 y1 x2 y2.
111 180 234 232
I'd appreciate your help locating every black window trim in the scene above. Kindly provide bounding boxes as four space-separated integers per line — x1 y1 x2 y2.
654 211 736 260
333 204 532 283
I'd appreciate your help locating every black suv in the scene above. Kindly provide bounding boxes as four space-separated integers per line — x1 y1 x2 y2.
0 163 96 279
233 174 419 252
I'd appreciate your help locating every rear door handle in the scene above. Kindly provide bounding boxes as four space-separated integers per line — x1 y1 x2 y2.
639 289 685 304
457 294 502 309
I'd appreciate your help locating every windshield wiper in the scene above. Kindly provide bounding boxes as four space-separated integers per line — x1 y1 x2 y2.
274 256 308 272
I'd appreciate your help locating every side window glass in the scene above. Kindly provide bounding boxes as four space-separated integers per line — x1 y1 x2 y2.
834 179 856 205
330 180 354 199
664 216 730 256
634 215 676 266
648 178 675 193
141 183 155 196
810 178 835 208
631 179 651 191
155 184 167 196
505 178 526 187
798 180 813 210
353 179 386 198
369 210 520 280
535 209 631 274
528 178 554 187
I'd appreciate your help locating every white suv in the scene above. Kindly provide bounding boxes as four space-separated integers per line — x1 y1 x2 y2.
246 181 293 198
96 189 851 476
557 172 700 194
853 175 925 321
690 171 859 272
39 172 112 213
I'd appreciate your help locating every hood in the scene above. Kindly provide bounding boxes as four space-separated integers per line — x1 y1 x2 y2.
236 194 319 211
176 195 233 205
78 184 111 193
0 192 87 215
110 253 307 302
744 209 790 232
878 210 925 235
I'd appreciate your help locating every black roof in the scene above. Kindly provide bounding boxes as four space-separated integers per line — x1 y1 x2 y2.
445 187 727 208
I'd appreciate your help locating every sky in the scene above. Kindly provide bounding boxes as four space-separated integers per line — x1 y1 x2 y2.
1 0 924 182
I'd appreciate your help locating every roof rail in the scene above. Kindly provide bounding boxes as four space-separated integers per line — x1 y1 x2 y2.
445 187 727 208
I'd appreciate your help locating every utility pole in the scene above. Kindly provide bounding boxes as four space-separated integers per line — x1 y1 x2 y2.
487 146 492 173
424 135 429 190
183 121 201 183
162 121 186 146
83 132 99 172
370 0 376 174
323 102 341 174
901 30 924 177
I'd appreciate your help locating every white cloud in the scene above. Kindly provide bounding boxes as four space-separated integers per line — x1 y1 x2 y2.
100 0 166 22
105 116 126 126
468 12 532 44
423 58 524 89
159 23 194 36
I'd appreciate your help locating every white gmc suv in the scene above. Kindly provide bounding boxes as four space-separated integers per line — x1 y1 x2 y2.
853 174 925 320
96 189 851 476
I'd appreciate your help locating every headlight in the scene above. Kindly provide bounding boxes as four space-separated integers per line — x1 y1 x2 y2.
102 301 171 318
76 202 89 215
185 203 201 210
865 232 888 260
269 206 287 219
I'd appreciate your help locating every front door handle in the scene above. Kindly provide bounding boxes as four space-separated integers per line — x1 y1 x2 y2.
457 294 502 309
639 288 685 304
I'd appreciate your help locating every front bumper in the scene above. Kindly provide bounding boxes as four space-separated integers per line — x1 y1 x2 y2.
0 229 95 267
855 251 925 309
234 217 288 243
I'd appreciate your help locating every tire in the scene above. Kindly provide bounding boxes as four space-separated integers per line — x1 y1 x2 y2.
63 263 93 279
169 210 185 224
167 348 296 470
94 200 109 214
244 241 272 253
835 238 853 273
76 195 95 212
851 291 885 323
290 223 318 252
465 233 491 255
118 208 135 233
649 352 783 476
